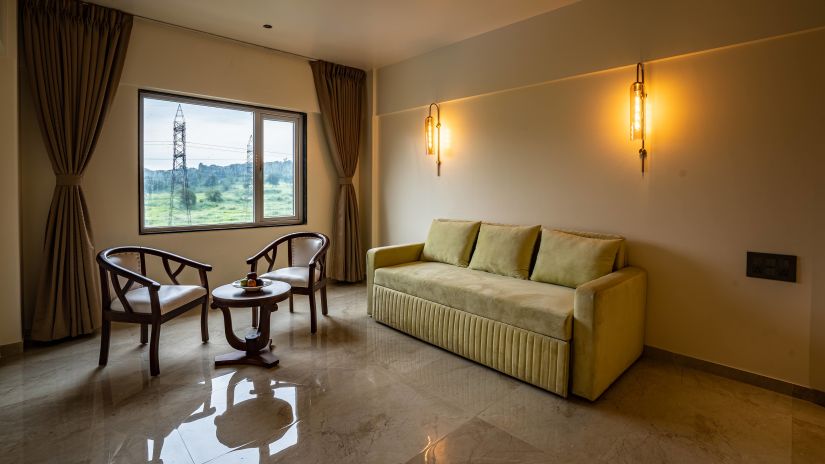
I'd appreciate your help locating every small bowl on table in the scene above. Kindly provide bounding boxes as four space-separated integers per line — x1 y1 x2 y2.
232 279 273 293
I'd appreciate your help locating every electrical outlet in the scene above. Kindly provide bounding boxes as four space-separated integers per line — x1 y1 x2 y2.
746 252 797 283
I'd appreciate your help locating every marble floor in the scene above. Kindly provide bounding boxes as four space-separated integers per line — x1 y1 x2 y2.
1 283 824 463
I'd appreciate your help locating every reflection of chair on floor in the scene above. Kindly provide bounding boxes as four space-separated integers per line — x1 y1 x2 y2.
247 232 330 333
99 358 216 463
97 246 212 376
214 372 300 460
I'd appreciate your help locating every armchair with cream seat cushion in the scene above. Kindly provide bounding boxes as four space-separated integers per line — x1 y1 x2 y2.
97 246 212 376
248 232 330 333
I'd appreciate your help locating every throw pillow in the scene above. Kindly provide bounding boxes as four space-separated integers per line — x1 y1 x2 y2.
421 219 481 267
530 229 622 288
468 223 540 279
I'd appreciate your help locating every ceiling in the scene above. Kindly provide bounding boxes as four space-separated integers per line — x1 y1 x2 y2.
88 0 579 69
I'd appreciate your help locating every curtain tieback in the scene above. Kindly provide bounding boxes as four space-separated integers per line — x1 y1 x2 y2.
337 177 353 185
56 174 83 186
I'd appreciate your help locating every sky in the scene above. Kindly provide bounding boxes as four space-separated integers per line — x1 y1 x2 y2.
142 96 294 171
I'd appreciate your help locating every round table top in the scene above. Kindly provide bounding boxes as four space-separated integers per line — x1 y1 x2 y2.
211 281 291 307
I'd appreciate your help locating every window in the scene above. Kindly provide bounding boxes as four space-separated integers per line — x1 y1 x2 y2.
139 90 306 233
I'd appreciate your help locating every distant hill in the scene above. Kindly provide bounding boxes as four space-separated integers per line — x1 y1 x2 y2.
144 159 294 192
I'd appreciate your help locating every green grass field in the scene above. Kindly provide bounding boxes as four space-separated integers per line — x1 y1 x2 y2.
144 181 295 228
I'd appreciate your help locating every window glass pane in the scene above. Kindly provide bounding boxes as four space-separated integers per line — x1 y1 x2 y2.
142 97 254 228
262 118 296 218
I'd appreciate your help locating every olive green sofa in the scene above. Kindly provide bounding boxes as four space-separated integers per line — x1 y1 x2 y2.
366 221 647 401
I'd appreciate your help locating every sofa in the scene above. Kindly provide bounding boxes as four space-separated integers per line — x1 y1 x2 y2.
366 220 647 400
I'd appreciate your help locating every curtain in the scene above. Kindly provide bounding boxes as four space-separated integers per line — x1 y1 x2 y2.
310 60 367 282
23 0 132 341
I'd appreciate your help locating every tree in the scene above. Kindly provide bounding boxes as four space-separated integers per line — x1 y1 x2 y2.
205 175 218 187
266 173 281 185
180 189 197 209
206 190 223 202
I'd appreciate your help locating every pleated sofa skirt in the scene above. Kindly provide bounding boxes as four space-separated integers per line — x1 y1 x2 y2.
372 285 570 397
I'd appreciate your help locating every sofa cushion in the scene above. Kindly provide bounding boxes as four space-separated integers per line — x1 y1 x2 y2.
468 223 540 279
374 261 573 340
421 219 481 267
556 229 628 270
530 229 622 288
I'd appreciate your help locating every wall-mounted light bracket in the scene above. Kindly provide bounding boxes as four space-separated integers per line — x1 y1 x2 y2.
630 62 647 175
425 102 441 176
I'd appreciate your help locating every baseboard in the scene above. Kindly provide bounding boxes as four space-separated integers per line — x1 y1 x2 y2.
0 341 23 360
644 346 825 408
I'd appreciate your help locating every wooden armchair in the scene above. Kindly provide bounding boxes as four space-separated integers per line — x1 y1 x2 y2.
97 246 212 376
247 232 330 333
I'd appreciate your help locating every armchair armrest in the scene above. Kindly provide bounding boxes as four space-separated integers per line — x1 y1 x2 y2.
141 247 211 289
104 263 162 290
139 247 212 271
247 240 282 267
572 266 647 401
366 243 424 315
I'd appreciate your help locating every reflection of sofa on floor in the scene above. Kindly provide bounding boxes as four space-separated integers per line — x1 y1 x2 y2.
367 220 647 400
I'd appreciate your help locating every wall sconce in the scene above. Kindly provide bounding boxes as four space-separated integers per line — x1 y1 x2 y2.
630 62 647 174
424 102 441 176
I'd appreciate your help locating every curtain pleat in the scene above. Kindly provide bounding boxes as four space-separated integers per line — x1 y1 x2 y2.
23 0 132 341
310 60 367 282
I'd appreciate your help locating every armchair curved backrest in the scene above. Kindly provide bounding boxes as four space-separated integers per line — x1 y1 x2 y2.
247 232 330 283
97 246 212 315
290 236 324 268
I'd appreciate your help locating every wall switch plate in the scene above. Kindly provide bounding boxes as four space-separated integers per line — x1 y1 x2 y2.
746 252 797 283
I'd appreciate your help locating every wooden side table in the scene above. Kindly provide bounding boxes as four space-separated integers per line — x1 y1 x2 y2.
211 281 291 368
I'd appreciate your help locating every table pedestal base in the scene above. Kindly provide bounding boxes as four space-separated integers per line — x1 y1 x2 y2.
215 348 279 368
211 285 290 371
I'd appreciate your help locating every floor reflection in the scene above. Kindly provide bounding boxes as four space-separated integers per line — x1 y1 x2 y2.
133 371 300 463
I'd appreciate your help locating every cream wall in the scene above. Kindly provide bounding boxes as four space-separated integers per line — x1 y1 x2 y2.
19 19 352 329
374 0 825 387
0 0 21 348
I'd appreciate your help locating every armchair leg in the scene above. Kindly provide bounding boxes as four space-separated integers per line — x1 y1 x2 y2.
320 286 328 316
149 321 161 376
140 324 148 344
99 319 111 366
309 292 317 334
200 300 209 342
289 294 294 313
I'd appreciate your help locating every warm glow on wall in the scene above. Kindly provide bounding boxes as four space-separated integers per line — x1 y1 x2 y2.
424 102 442 176
630 62 648 174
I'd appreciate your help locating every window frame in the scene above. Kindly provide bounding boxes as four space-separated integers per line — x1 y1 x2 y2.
138 90 307 235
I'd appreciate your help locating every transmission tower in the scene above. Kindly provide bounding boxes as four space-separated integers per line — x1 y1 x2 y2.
245 134 253 213
168 104 192 224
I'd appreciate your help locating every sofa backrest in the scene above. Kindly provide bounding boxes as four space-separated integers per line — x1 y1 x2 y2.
554 229 627 270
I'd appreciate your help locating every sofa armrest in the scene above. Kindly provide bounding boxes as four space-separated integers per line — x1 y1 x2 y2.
572 266 647 400
366 243 424 315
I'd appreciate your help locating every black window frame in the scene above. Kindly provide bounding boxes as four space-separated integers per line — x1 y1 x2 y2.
138 90 307 234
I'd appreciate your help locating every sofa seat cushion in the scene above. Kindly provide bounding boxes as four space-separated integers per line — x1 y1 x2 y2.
111 285 206 314
374 261 574 340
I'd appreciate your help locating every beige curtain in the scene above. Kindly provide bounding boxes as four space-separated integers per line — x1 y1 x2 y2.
310 60 367 282
23 0 132 341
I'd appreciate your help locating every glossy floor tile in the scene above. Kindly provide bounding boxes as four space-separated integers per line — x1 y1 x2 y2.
1 283 824 463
